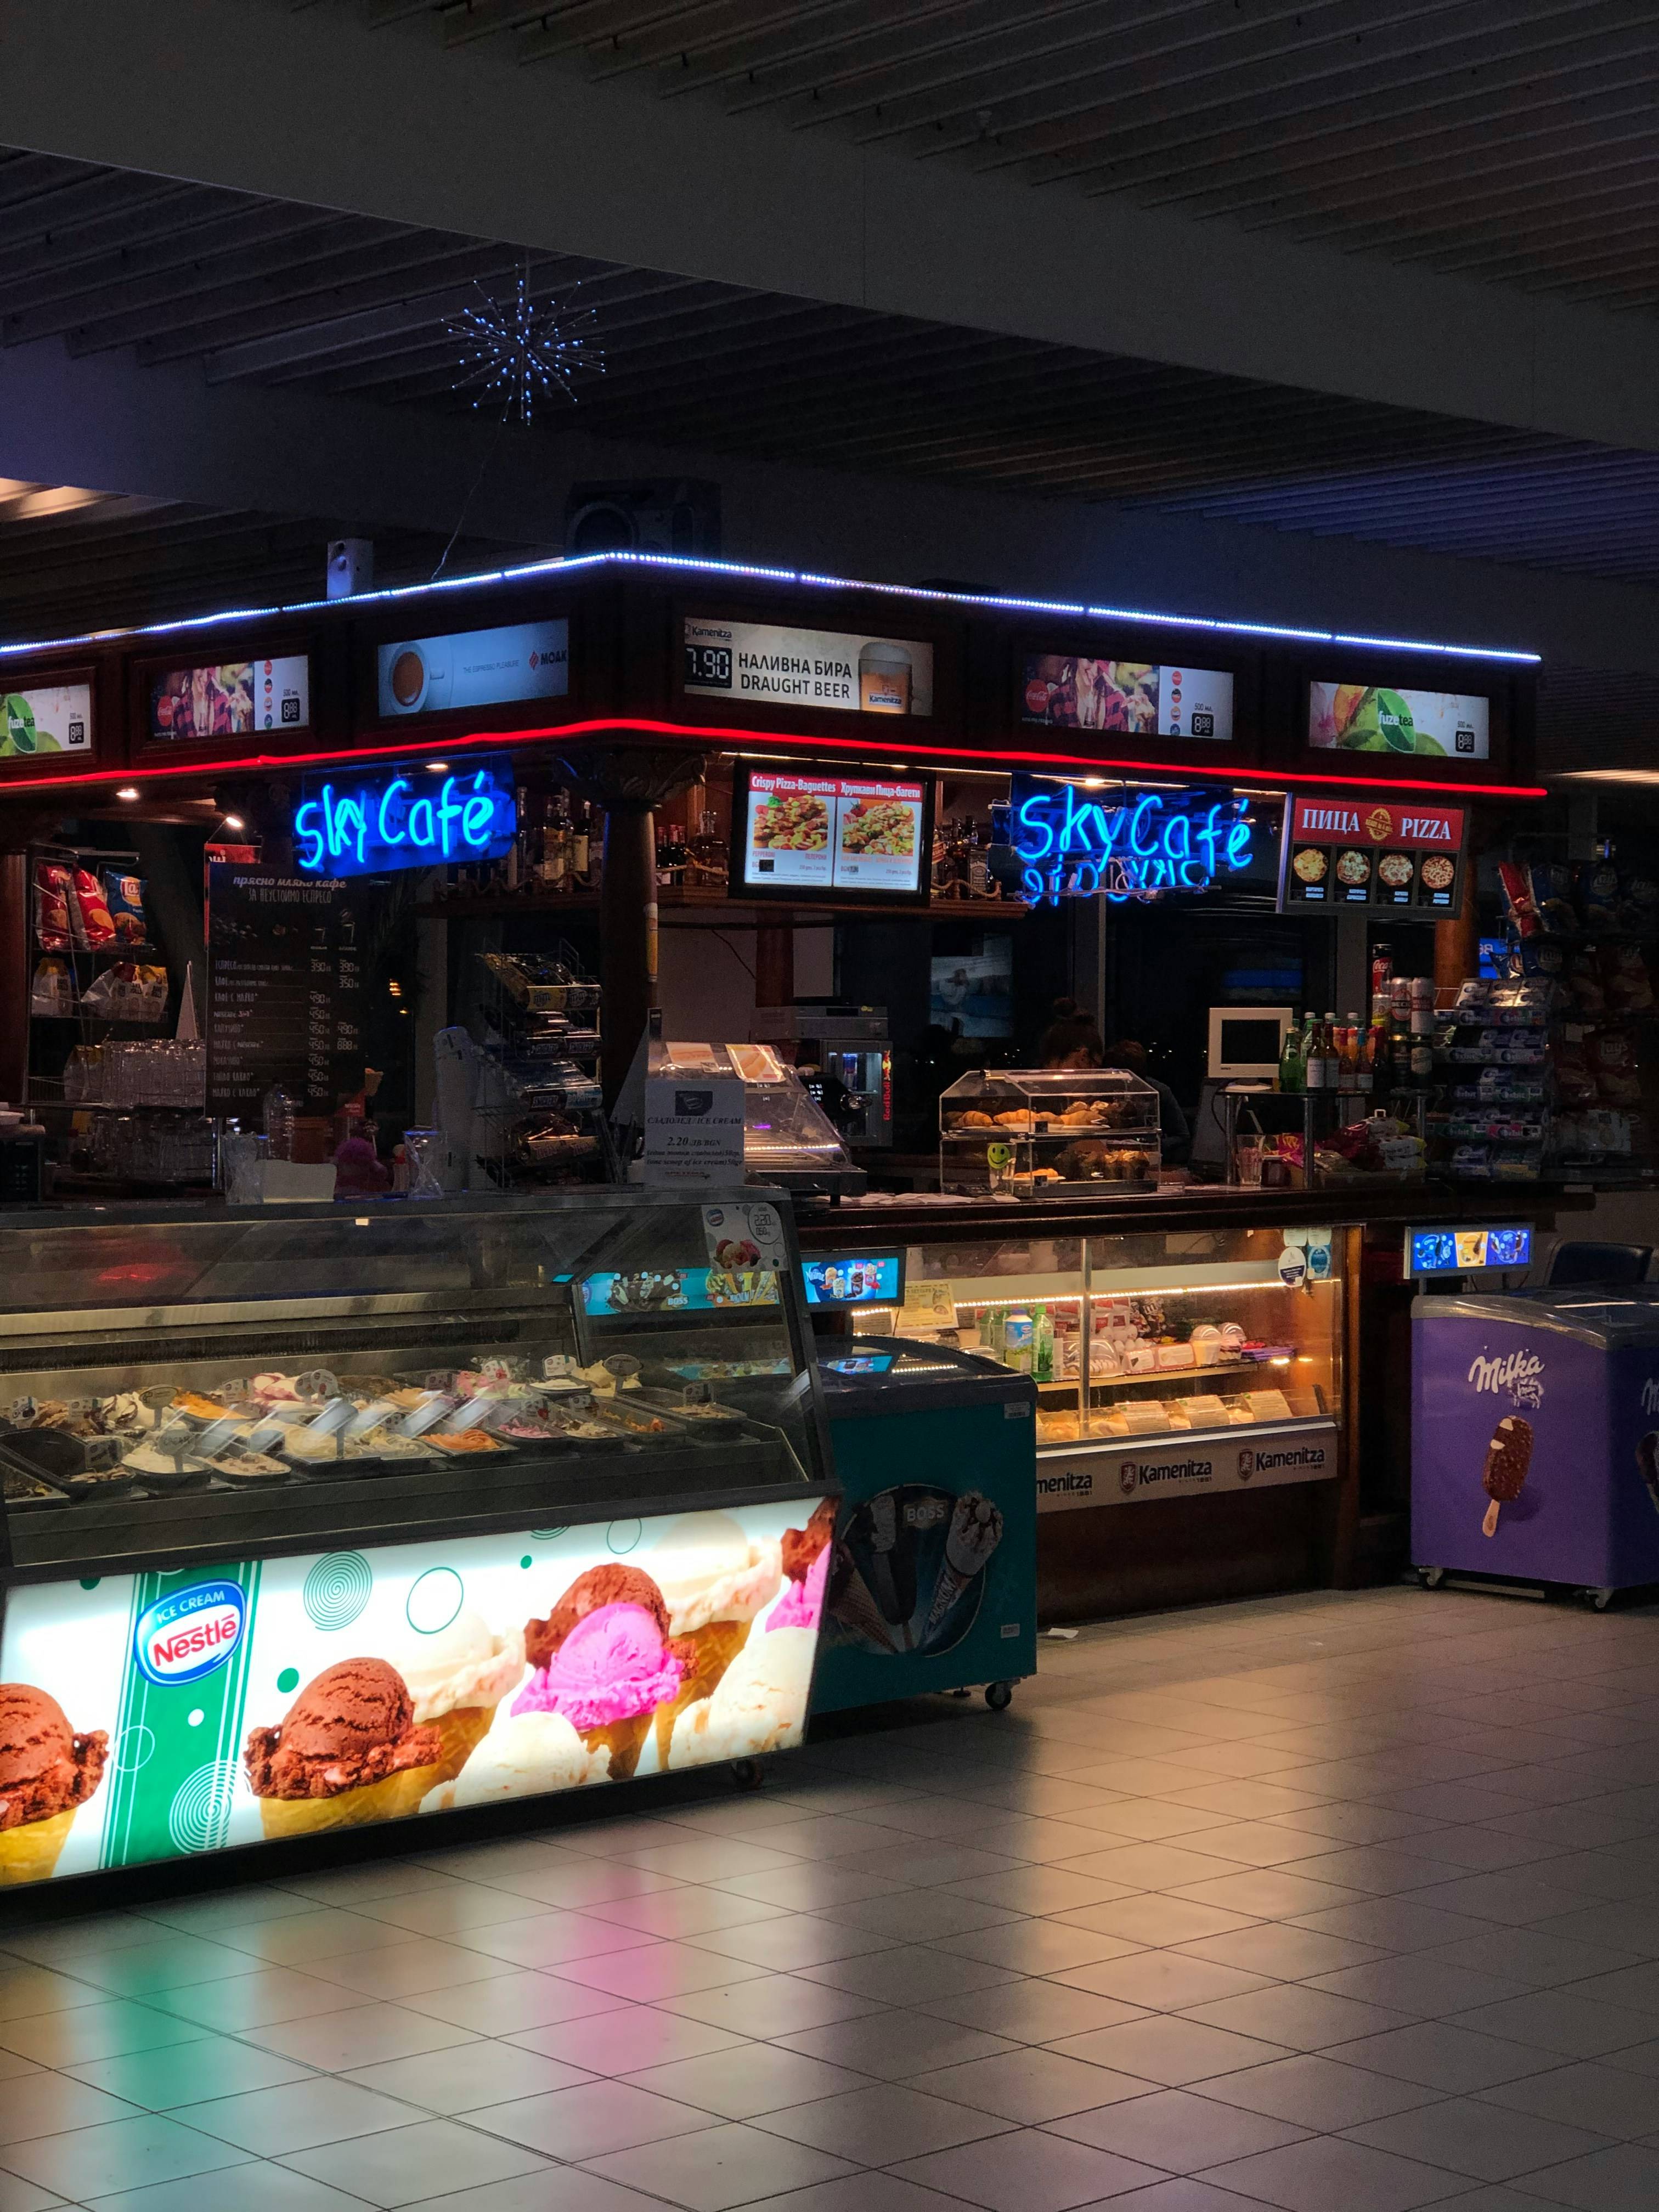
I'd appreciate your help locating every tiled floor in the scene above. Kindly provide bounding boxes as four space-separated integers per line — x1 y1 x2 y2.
5 1587 1659 2210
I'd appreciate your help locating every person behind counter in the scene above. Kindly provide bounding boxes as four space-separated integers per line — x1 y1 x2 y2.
1038 997 1106 1071
1105 1038 1190 1164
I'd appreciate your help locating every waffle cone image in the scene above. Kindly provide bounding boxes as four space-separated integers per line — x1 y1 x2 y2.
830 1566 901 1654
0 1806 77 1886
923 1493 1005 1641
583 1708 654 1784
425 1705 497 1787
244 1660 442 1837
654 1618 752 1768
0 1684 108 1888
258 1762 439 1838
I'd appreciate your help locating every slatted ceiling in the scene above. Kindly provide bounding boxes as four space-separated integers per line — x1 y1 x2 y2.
345 0 1659 307
7 146 1659 616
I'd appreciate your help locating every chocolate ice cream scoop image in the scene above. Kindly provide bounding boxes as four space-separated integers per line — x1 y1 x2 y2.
243 1658 441 1802
0 1683 107 1834
781 1496 836 1586
1481 1414 1534 1538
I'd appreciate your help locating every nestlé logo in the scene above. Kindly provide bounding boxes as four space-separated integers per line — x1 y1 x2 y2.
134 1579 246 1688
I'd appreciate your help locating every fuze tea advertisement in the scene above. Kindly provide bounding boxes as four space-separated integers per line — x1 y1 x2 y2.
0 1498 830 1885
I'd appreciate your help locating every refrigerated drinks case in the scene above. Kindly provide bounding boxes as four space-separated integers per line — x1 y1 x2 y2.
874 1223 1343 1509
940 1068 1160 1195
651 1039 866 1198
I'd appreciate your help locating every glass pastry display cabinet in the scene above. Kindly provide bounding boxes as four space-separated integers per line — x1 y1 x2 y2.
837 1217 1348 1619
939 1068 1160 1195
0 1191 835 1892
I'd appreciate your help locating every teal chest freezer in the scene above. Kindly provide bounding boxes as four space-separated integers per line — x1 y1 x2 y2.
811 1336 1037 1712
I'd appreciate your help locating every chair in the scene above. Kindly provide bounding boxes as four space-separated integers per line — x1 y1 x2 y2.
1546 1240 1653 1286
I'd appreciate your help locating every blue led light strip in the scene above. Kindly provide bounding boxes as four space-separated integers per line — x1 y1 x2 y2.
0 550 1538 668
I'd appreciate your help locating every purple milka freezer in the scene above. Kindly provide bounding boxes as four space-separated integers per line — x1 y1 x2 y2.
1412 1290 1659 1590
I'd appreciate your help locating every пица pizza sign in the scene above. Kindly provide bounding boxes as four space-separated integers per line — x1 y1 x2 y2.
1279 797 1467 915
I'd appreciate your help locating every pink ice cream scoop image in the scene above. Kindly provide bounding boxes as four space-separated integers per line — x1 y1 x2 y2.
512 1602 684 1731
769 1542 829 1633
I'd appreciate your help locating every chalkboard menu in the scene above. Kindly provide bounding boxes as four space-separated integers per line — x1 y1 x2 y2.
206 866 363 1119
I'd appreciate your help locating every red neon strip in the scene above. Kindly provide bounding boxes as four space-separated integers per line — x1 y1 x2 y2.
0 716 1548 802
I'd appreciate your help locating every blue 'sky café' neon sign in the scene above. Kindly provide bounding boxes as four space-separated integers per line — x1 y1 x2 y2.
294 753 517 877
1009 774 1253 906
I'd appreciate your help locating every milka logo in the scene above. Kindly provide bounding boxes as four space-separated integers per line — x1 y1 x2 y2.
1468 1347 1544 1409
133 1579 246 1688
1642 1374 1659 1417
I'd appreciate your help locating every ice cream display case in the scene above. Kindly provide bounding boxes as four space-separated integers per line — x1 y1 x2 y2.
1413 1287 1659 1604
939 1068 1160 1196
0 1190 836 1890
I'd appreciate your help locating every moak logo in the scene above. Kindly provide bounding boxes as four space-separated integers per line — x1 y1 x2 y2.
133 1580 246 1688
1468 1347 1544 1409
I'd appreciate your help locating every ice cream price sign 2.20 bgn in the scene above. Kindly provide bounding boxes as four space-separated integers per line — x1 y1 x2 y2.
0 1498 831 1886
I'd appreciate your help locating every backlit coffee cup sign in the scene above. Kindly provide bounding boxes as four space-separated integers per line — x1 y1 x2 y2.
376 620 568 719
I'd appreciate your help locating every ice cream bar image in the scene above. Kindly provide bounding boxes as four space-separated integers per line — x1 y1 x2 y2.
1481 1413 1533 1537
923 1491 1005 1639
860 1492 917 1646
1636 1431 1659 1520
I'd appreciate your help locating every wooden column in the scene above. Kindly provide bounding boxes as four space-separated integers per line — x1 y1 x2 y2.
755 917 794 1009
599 803 659 1108
553 744 709 1107
0 805 65 1107
0 853 29 1105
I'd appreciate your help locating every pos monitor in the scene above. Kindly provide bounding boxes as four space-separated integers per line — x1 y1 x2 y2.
1206 1006 1293 1081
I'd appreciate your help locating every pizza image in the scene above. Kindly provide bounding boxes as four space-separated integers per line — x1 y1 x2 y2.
1335 849 1371 885
753 793 830 851
1291 847 1328 883
1420 855 1457 891
840 799 916 856
1377 852 1414 888
1364 806 1393 842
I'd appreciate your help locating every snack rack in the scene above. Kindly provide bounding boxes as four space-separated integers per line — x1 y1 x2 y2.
1425 978 1552 1184
26 846 212 1191
939 1068 1160 1196
468 945 614 1189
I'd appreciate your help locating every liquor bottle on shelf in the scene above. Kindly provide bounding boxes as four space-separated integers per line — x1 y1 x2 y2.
688 809 726 889
570 800 591 882
1278 1013 1304 1094
1304 1014 1328 1092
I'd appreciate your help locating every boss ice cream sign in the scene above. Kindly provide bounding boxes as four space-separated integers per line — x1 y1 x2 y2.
133 1582 247 1686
